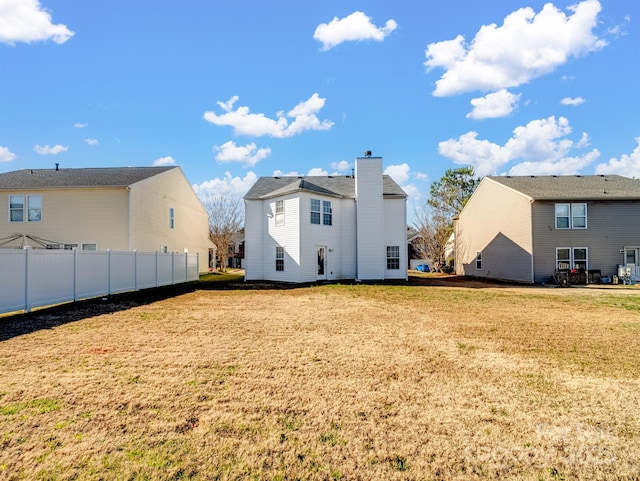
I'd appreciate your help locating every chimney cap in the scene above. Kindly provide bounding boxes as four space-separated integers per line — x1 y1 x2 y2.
364 150 372 157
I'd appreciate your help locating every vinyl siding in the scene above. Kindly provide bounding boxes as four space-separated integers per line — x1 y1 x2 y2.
384 197 408 280
456 178 534 283
355 157 384 280
128 168 212 271
532 200 640 282
266 195 301 282
243 199 264 280
1 188 129 249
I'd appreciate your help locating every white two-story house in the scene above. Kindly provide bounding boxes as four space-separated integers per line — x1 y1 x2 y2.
243 155 408 283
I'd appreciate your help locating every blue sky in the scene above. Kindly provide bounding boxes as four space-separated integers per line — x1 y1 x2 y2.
1 0 638 217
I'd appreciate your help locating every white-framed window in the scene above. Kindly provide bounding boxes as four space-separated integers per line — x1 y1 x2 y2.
322 200 332 226
82 243 97 250
276 246 284 271
555 203 587 229
556 247 588 270
169 207 175 229
476 251 482 270
9 194 42 222
310 199 321 225
386 245 400 270
275 200 284 226
161 245 168 253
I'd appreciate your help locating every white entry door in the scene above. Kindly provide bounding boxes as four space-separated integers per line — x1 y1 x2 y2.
316 246 327 280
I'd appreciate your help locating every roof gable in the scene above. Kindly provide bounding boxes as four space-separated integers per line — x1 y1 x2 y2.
0 166 177 189
486 175 640 201
244 175 406 200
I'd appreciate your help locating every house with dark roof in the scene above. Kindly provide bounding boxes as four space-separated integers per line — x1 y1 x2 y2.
454 174 640 284
0 166 213 272
243 155 408 283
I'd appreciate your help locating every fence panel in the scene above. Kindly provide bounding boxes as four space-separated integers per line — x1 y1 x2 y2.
27 250 75 310
76 250 110 300
0 249 199 314
0 250 27 314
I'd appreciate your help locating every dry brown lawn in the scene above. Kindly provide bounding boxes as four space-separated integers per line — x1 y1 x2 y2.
1 274 639 480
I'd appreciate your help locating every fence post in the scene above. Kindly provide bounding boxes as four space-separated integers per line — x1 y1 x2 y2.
73 248 78 302
24 248 30 313
108 249 112 295
134 250 138 292
172 252 175 284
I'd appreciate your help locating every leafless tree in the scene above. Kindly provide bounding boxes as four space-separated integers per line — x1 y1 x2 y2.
412 202 452 270
201 193 243 272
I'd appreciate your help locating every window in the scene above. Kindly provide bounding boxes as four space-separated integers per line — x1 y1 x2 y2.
275 200 284 226
9 195 24 222
555 203 587 229
82 243 97 250
310 199 321 224
556 248 571 270
572 204 587 229
322 200 332 226
169 207 175 229
386 246 400 270
161 245 168 253
573 248 588 270
276 246 284 271
9 194 41 222
556 247 588 270
476 251 482 270
555 204 570 229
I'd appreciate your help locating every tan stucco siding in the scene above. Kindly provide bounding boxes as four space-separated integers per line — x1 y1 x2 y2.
456 179 533 283
532 200 640 281
128 168 212 272
1 188 129 249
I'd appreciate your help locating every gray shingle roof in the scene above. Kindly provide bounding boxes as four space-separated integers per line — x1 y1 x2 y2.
487 175 640 201
0 166 176 189
243 175 407 200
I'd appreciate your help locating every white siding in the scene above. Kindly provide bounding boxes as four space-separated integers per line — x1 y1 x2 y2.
266 195 301 282
384 197 408 280
243 199 264 280
355 157 384 280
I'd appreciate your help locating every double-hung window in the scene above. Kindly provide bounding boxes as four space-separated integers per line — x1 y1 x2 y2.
555 203 587 229
169 207 175 229
322 201 332 225
556 247 588 270
276 246 284 271
476 251 482 270
310 199 321 225
275 200 284 226
9 194 42 222
386 246 400 270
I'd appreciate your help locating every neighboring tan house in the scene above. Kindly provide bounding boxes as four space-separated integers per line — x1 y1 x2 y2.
243 155 408 283
455 174 640 284
0 166 213 272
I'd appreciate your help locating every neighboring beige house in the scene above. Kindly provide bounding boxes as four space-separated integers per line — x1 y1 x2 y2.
0 166 213 273
455 174 640 284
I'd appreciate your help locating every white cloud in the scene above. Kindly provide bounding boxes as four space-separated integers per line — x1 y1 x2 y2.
313 11 397 51
153 156 176 166
0 0 74 45
307 167 328 176
439 116 599 176
384 163 410 184
33 144 68 155
85 138 99 146
330 160 350 172
595 138 640 178
0 146 17 162
214 141 271 167
425 0 605 97
192 171 258 200
203 94 334 138
467 89 521 119
561 96 586 106
73 122 87 128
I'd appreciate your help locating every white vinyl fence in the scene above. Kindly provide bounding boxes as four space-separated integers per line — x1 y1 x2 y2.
0 249 199 315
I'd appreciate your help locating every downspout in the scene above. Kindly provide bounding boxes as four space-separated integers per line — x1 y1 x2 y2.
127 185 132 251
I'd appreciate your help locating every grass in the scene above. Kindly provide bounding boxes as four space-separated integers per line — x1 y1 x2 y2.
0 275 639 480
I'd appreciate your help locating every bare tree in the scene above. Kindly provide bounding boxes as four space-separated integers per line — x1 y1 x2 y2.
201 193 243 272
412 202 452 270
